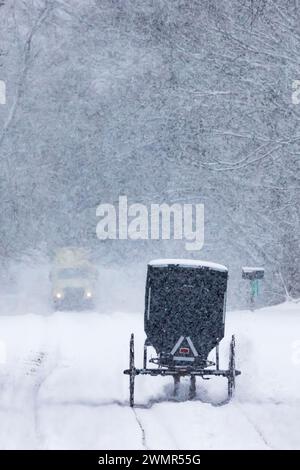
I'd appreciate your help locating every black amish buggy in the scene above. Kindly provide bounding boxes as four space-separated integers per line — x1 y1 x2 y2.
124 259 241 406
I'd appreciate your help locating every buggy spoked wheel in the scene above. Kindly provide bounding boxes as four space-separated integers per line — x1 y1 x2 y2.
189 376 196 400
129 333 136 407
227 335 236 400
173 375 180 398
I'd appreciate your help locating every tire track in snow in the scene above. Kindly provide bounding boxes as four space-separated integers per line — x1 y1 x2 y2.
0 318 61 449
15 349 58 449
132 408 148 449
26 351 50 448
36 397 179 450
34 352 61 449
234 402 274 450
0 348 50 449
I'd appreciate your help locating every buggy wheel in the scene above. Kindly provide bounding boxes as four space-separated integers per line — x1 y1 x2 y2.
129 333 135 407
173 375 180 397
228 335 236 399
143 339 148 369
189 376 196 400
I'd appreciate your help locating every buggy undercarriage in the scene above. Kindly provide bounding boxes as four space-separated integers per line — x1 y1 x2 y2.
124 333 241 407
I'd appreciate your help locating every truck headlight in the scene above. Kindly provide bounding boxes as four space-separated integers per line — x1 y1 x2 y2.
85 291 92 298
54 292 63 299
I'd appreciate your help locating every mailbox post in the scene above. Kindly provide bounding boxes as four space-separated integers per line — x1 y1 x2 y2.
0 80 6 105
242 267 265 310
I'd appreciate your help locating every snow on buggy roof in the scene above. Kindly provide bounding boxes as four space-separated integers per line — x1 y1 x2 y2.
148 259 228 272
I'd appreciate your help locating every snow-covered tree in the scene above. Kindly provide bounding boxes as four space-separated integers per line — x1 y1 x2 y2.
0 0 299 305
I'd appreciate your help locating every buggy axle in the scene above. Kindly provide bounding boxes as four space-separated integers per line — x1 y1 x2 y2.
124 367 241 378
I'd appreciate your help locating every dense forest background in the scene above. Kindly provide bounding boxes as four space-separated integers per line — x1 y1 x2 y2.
0 0 299 307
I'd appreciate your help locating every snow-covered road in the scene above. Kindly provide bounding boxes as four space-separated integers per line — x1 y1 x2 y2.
0 303 299 449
